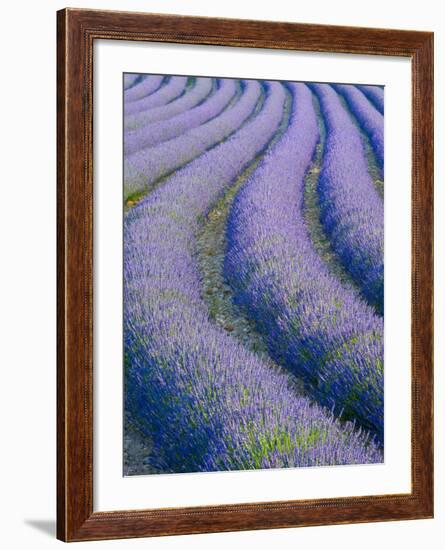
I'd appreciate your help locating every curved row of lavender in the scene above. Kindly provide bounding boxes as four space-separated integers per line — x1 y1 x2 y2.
125 77 214 132
124 74 164 103
124 79 258 201
311 84 384 314
124 74 139 90
124 81 382 472
224 83 383 443
333 84 384 172
124 76 188 117
124 79 227 155
124 79 235 155
357 85 384 115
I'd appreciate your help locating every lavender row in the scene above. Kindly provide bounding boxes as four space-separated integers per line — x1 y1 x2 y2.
333 84 384 171
125 77 214 132
124 74 139 90
124 79 256 201
311 84 384 314
357 85 384 115
124 81 382 471
124 75 164 103
224 83 383 442
124 79 237 155
124 76 188 117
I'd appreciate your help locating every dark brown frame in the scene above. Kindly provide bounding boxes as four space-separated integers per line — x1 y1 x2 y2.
57 7 434 542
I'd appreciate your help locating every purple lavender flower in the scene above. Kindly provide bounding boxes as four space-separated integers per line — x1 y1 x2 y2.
124 78 234 155
124 74 164 103
311 83 384 313
124 79 260 200
125 77 214 132
124 73 139 90
124 80 382 472
357 85 384 115
125 76 188 117
333 84 384 171
225 82 384 442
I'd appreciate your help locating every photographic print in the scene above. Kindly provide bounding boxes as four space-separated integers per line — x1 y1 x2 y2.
123 73 384 476
57 10 433 540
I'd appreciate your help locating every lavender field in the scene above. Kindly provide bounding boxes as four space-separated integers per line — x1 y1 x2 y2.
123 73 384 476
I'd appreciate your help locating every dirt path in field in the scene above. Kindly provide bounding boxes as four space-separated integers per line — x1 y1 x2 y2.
302 94 364 295
194 88 306 397
123 414 159 476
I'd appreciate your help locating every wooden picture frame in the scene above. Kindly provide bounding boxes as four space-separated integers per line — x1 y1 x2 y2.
57 7 434 542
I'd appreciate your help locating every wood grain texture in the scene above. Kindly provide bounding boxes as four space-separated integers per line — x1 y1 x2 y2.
56 7 434 542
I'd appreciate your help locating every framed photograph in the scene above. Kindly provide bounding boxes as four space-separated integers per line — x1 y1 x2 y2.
57 8 433 542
